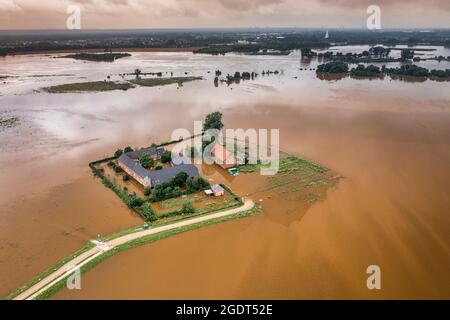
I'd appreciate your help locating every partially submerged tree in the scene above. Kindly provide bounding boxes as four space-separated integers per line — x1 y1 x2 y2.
401 49 414 61
203 111 224 131
134 68 142 79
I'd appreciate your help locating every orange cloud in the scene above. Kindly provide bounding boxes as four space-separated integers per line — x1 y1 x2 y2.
0 0 449 29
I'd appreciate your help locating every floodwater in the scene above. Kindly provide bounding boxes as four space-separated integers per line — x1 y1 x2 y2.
0 47 449 299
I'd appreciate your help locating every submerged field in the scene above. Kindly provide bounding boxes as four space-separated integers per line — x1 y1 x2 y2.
130 76 203 87
1 49 449 299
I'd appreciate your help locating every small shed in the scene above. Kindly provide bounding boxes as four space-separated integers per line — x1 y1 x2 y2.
204 189 214 196
211 184 225 197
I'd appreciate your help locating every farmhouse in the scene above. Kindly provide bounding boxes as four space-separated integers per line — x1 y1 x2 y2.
211 143 237 170
118 147 199 188
126 146 165 161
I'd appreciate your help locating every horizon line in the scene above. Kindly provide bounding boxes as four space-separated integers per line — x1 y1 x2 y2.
1 27 450 32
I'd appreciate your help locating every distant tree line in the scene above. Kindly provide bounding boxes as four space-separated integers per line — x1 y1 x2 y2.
318 61 450 80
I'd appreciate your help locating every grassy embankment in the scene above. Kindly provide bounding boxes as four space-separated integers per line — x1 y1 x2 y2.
42 76 202 93
60 53 131 62
30 204 261 300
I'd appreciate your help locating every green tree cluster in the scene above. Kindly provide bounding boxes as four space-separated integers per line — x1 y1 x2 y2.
203 111 224 131
139 153 154 168
182 202 195 215
350 64 382 76
316 61 349 74
161 150 172 163
187 176 210 193
141 202 157 222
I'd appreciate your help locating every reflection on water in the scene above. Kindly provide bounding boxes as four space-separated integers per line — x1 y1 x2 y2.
0 51 449 299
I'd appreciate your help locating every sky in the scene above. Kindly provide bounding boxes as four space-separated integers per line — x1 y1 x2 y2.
0 0 449 30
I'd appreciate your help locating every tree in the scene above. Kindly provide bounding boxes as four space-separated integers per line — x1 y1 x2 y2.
301 48 314 58
401 49 414 61
316 61 349 74
242 72 251 79
161 150 172 163
151 184 167 200
203 111 224 131
124 146 133 153
187 176 210 193
127 192 144 208
134 69 142 79
141 203 157 222
182 202 195 215
114 149 123 158
123 173 130 181
139 153 154 168
172 171 189 187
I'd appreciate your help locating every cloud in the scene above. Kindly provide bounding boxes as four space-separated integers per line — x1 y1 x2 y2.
315 0 450 12
0 0 23 11
215 0 284 12
0 0 449 29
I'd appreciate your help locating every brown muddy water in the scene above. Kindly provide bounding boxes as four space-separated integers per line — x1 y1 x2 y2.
0 49 449 299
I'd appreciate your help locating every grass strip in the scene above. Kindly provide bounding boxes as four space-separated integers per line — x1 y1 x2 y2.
43 81 134 93
239 156 327 174
34 205 261 300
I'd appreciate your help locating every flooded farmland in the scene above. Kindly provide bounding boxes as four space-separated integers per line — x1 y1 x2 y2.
1 48 449 299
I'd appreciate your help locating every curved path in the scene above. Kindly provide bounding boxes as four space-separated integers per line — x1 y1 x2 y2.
13 199 254 300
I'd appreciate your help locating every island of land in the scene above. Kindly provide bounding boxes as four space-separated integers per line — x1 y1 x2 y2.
59 52 132 62
6 111 339 300
42 76 203 93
